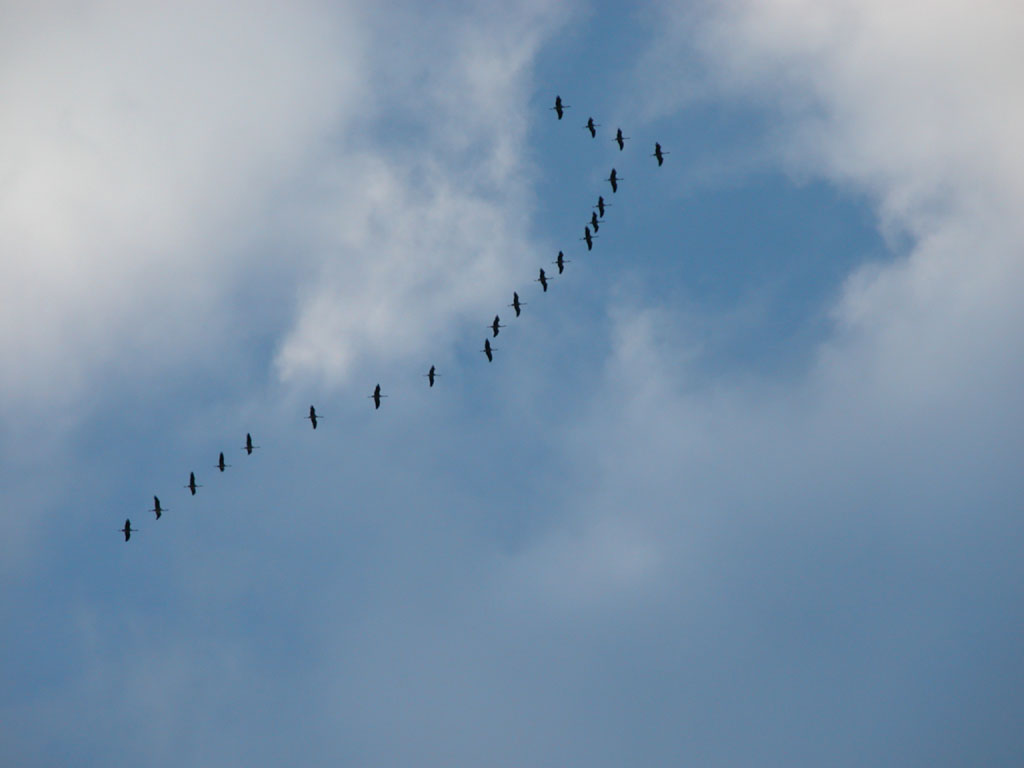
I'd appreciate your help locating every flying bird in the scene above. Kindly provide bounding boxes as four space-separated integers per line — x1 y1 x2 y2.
490 315 505 338
185 472 201 496
121 518 138 542
581 226 595 251
652 142 668 166
594 195 608 218
369 384 387 409
482 338 495 362
590 211 600 233
551 95 569 120
424 365 439 387
306 405 320 430
614 128 630 150
536 268 549 292
216 452 230 472
150 496 165 520
606 168 620 193
509 292 525 317
554 250 570 274
243 433 259 455
584 117 598 137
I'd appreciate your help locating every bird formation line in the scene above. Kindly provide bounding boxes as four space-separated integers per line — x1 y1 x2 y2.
119 94 666 541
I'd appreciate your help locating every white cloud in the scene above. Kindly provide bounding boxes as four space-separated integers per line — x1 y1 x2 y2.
0 2 365 413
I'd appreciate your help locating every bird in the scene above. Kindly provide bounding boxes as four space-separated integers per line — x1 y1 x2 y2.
369 384 387 409
490 315 505 338
551 95 569 120
243 433 259 455
150 496 165 520
424 365 439 387
594 195 608 218
614 128 630 150
584 117 598 137
606 168 620 193
536 268 549 292
652 142 668 166
185 472 202 496
216 451 230 472
306 405 320 430
590 211 600 233
482 338 495 362
554 250 569 274
121 518 138 542
509 291 525 317
581 226 595 251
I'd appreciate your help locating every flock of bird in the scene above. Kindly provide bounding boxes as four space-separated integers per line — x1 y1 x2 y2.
120 94 666 542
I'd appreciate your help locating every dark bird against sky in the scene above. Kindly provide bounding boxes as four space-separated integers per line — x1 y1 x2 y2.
185 471 201 496
150 496 165 520
554 250 569 274
306 405 319 430
614 127 629 150
491 315 505 338
509 291 525 317
425 365 438 387
606 168 620 193
551 95 568 119
122 518 137 542
652 142 668 166
585 117 598 137
369 384 386 409
217 451 230 472
482 338 495 362
244 433 259 455
537 268 549 292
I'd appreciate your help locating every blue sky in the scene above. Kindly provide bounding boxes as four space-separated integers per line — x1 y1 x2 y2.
2 1 1023 765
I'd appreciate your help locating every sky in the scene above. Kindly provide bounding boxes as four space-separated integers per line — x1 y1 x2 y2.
1 0 1022 765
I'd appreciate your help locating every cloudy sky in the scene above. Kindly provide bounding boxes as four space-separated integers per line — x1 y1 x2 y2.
2 1 1022 765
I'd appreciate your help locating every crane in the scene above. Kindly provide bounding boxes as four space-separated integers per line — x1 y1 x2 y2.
121 519 138 542
369 384 387 409
509 291 526 317
551 95 569 120
150 496 165 520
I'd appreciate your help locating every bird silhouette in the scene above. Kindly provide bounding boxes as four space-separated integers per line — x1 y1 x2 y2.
652 142 668 166
185 472 202 496
594 195 608 218
369 384 387 409
551 95 569 120
606 168 620 193
243 433 259 455
590 211 600 233
306 405 320 430
554 250 569 274
424 365 439 387
581 226 595 251
121 518 138 542
509 292 525 317
482 338 495 362
614 128 630 150
216 451 230 472
150 496 165 520
490 315 505 338
584 117 598 137
537 268 550 292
